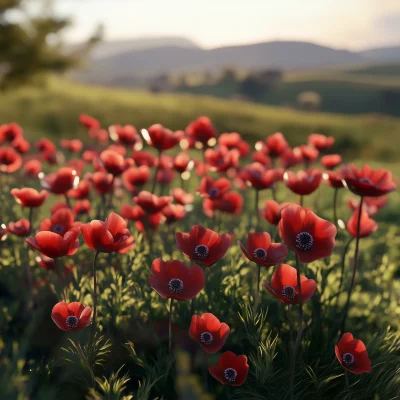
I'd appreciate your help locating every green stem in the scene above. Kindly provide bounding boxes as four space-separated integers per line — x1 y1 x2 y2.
299 195 303 207
28 207 34 233
333 188 339 225
289 255 304 400
64 194 72 209
150 149 162 194
54 258 66 302
91 251 100 342
169 298 174 362
255 189 260 230
340 197 363 335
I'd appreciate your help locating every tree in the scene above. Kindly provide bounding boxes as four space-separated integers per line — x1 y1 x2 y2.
0 0 101 88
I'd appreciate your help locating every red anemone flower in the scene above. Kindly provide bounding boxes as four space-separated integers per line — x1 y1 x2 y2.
299 145 319 165
67 180 90 199
264 263 316 304
133 191 172 214
79 114 101 130
323 170 345 189
238 232 288 267
335 333 371 374
131 151 156 167
280 147 303 169
218 132 250 157
81 212 132 253
7 219 31 236
41 167 79 195
0 147 22 173
73 199 91 215
135 212 164 232
197 177 231 199
12 136 31 153
35 138 56 153
260 200 292 225
189 313 230 354
279 205 337 263
109 124 141 147
40 208 79 235
203 191 243 217
266 132 288 157
171 188 194 205
284 169 322 195
173 152 192 173
175 225 231 267
24 159 42 178
209 351 249 386
148 258 204 301
162 204 186 224
144 124 181 150
205 146 240 172
99 149 130 176
157 168 175 184
308 133 335 150
240 163 278 190
252 150 272 167
341 164 396 197
122 166 150 192
321 154 342 170
60 139 83 153
0 122 23 143
26 229 80 258
51 301 92 331
347 196 388 217
91 171 114 194
11 188 48 208
186 116 217 146
347 210 378 238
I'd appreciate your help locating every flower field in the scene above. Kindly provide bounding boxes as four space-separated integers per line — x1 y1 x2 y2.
0 112 399 400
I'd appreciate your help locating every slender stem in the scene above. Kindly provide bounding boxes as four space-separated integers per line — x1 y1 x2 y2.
288 305 294 353
28 207 34 233
64 194 72 209
54 258 66 302
91 251 100 341
254 263 261 310
333 188 339 225
107 176 116 210
299 195 303 207
344 371 351 396
340 197 364 335
255 189 260 230
289 255 304 400
337 237 354 296
169 298 174 362
150 149 162 194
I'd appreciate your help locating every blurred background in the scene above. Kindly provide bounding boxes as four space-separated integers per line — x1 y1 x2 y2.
1 0 400 159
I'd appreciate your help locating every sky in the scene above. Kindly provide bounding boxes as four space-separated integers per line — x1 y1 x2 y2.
54 0 400 50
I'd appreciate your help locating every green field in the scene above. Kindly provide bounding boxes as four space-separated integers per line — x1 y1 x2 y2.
176 64 400 117
1 78 400 161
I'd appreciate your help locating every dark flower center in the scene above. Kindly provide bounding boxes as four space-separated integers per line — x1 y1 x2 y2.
52 224 64 234
359 178 372 184
194 244 209 259
168 278 184 293
342 352 355 366
224 368 238 382
296 232 313 251
209 188 220 197
66 316 79 330
282 285 296 300
253 248 267 260
200 331 213 345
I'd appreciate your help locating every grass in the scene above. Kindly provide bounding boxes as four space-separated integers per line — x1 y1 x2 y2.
1 77 400 161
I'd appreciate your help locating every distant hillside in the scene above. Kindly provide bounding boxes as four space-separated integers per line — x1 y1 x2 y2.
360 46 400 63
73 40 365 84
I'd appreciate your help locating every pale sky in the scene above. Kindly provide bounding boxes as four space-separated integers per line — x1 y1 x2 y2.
55 0 400 50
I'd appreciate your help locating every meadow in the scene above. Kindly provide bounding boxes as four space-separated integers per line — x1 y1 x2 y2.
0 81 399 400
